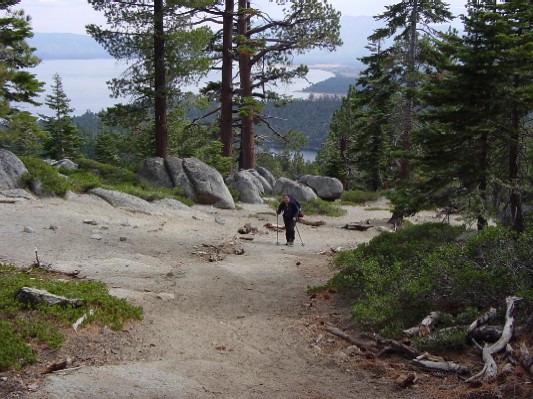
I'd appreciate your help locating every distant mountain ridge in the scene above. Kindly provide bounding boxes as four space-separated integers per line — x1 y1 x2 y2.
29 15 378 65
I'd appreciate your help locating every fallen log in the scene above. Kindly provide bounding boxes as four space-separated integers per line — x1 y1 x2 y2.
518 342 533 376
325 326 369 351
264 223 284 232
403 311 443 337
413 359 470 375
466 296 521 382
342 223 373 231
298 219 326 227
467 307 497 337
362 333 421 359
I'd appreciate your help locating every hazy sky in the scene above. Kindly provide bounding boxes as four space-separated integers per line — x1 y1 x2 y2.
17 0 469 34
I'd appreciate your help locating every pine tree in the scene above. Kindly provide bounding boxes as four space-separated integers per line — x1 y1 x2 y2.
204 0 342 169
87 0 213 158
41 74 83 160
369 0 453 224
0 3 43 119
417 0 533 231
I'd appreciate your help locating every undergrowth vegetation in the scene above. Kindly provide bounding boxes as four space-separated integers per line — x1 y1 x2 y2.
20 157 193 205
0 265 142 371
340 190 382 205
329 223 533 341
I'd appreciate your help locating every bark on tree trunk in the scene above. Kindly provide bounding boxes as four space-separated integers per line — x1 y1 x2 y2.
154 0 168 158
220 0 235 162
509 106 524 233
238 0 255 170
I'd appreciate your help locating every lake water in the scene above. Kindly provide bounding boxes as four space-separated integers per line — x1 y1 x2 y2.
19 58 335 117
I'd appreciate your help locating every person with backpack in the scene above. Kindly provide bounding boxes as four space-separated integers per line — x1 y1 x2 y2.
277 194 300 246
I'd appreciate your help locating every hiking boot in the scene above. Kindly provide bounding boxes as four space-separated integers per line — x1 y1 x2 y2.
289 241 294 246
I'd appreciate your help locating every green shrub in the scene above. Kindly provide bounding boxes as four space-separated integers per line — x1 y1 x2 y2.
301 198 347 217
341 190 382 205
20 157 70 197
330 223 533 334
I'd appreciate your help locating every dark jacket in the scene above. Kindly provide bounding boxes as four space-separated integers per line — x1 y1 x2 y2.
277 201 300 220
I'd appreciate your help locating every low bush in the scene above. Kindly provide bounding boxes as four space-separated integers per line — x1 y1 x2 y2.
20 157 70 197
329 223 533 336
340 190 382 205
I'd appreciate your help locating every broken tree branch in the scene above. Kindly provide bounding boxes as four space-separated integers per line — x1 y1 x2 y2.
466 296 522 382
325 326 369 351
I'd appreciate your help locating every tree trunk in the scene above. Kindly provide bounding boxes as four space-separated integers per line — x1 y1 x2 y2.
220 0 234 162
509 106 524 233
477 131 489 230
153 0 167 158
238 0 255 170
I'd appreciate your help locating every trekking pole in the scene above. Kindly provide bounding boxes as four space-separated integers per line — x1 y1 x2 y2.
295 221 305 246
276 212 279 245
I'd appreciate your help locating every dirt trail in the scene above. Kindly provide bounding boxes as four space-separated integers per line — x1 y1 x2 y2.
0 193 431 399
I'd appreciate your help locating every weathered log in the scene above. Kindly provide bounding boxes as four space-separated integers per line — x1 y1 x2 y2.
518 342 533 376
342 223 373 231
298 219 326 227
264 223 284 232
0 199 17 204
325 326 369 350
466 296 521 382
413 359 470 375
469 325 504 343
367 335 421 359
16 287 84 307
467 307 497 337
403 311 443 337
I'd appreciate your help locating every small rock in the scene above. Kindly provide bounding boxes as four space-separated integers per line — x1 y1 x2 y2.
90 234 102 240
332 351 349 363
121 220 130 226
23 226 35 233
119 236 127 241
49 225 59 230
156 293 175 301
83 219 98 225
215 217 225 225
1 376 7 381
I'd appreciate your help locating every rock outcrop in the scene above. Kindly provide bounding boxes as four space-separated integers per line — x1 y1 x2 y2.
0 149 28 190
273 177 318 202
299 175 343 201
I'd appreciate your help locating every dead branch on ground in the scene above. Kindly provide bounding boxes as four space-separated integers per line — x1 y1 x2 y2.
466 296 522 382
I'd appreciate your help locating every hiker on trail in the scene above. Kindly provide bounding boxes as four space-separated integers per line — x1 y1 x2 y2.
277 194 300 246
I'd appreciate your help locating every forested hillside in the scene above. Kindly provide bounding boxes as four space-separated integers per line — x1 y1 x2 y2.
72 97 341 152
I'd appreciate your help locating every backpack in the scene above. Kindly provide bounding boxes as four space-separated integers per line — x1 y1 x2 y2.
289 195 303 218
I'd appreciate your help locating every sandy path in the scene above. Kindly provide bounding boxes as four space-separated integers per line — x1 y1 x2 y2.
1 193 430 399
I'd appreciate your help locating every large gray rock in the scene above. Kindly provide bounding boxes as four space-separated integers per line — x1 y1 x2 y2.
273 177 318 202
256 166 276 188
248 169 272 195
227 170 263 204
165 157 195 200
299 175 343 201
88 187 157 214
138 157 173 189
0 149 28 190
54 159 78 170
182 157 235 209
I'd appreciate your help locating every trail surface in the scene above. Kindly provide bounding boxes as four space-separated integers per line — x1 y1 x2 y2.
1 193 432 399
